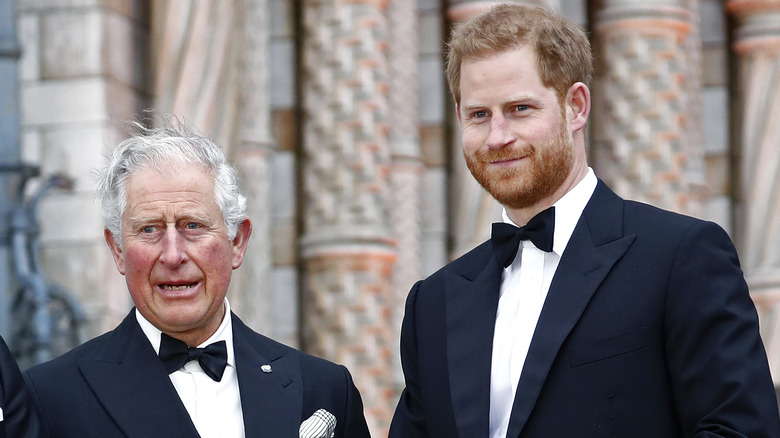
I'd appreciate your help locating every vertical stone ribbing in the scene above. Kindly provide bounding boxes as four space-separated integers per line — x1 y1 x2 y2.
230 0 275 333
681 0 709 218
727 0 780 383
592 0 696 213
300 0 396 434
151 0 241 149
387 0 422 396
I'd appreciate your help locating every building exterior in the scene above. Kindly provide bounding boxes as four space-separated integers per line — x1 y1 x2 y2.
4 0 780 435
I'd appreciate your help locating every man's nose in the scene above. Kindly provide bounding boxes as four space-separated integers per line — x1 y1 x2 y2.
486 114 514 149
160 227 185 266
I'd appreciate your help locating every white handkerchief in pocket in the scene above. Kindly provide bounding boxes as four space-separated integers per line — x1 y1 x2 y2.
299 408 336 438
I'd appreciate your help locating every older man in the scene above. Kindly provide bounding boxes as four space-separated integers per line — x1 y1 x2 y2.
25 119 370 438
390 4 780 438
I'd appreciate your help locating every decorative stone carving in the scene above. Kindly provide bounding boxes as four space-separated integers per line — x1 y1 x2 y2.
300 0 396 433
592 0 700 214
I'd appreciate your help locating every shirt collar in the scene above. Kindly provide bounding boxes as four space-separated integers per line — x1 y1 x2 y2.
136 298 236 368
502 167 597 255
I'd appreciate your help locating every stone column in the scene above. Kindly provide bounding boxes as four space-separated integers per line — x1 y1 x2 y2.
300 0 396 434
387 0 422 396
229 0 275 335
592 0 702 214
727 0 780 382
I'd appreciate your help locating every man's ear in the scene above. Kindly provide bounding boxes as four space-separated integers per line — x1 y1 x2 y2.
566 82 591 133
105 229 126 275
231 219 253 270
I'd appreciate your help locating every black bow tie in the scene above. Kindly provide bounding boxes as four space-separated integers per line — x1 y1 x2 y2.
491 207 555 268
159 333 228 382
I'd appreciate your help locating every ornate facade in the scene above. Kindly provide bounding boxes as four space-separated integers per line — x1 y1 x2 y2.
8 0 780 435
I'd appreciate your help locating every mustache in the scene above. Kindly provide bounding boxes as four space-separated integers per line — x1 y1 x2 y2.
472 145 535 163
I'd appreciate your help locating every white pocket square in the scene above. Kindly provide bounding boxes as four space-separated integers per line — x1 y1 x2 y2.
0 406 4 422
299 408 336 438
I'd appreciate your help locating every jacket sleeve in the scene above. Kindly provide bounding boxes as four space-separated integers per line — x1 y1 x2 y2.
389 281 429 438
664 221 780 437
337 365 371 438
0 336 41 438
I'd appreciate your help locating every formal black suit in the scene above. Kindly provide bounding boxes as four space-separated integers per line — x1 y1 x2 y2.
25 311 370 438
0 335 39 438
390 181 780 438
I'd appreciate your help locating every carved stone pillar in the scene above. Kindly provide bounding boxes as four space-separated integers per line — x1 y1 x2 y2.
387 0 422 396
727 0 780 382
229 0 274 335
300 0 396 434
592 0 702 214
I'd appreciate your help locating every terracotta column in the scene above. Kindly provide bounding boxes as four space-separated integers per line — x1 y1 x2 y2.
300 0 396 433
592 0 705 215
728 0 780 383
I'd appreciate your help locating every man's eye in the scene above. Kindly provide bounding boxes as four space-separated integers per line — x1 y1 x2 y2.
185 222 200 230
514 105 528 112
142 226 156 234
474 110 488 118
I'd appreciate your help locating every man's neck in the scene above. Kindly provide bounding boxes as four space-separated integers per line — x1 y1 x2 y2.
505 164 589 226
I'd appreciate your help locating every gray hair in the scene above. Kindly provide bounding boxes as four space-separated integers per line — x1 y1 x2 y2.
97 117 247 244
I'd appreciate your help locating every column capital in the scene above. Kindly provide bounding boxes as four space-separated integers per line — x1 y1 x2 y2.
728 0 780 54
596 0 691 37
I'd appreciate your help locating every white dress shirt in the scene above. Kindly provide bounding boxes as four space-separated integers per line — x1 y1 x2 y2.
137 299 246 438
489 169 597 438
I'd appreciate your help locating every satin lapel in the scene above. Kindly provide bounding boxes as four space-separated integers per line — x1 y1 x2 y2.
232 314 301 438
506 182 635 437
446 246 503 438
78 312 199 438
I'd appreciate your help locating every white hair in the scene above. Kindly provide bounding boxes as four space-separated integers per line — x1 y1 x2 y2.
96 117 247 245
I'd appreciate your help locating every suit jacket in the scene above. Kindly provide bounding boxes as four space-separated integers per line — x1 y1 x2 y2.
25 311 370 438
0 335 40 438
389 181 780 438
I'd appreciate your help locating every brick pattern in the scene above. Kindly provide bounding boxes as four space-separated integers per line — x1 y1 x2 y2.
301 0 391 232
593 2 695 213
300 0 396 434
302 252 396 434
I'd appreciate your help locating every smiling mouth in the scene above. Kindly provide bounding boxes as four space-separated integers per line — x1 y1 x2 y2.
490 156 525 164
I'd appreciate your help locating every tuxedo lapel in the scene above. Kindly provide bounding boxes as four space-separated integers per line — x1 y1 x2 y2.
78 311 199 438
232 314 302 438
505 182 635 437
446 243 503 438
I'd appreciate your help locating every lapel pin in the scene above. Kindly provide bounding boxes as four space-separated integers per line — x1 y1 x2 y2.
261 364 272 373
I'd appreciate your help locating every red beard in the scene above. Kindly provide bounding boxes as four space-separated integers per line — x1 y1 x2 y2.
464 119 574 210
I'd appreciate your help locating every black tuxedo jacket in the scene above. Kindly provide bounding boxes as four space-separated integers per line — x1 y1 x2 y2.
390 181 780 438
0 335 39 438
25 311 370 438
